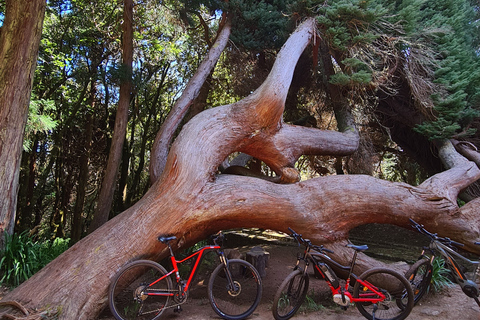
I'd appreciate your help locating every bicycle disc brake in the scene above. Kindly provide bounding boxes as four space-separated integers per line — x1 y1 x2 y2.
227 280 241 297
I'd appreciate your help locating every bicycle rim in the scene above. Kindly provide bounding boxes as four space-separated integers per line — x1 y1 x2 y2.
272 269 309 320
109 260 172 320
208 259 262 320
353 267 414 320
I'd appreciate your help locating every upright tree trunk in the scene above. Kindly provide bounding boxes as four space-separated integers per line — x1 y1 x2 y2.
71 108 94 243
0 0 46 249
88 0 134 233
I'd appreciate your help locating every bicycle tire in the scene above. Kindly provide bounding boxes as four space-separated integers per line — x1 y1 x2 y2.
109 260 172 320
353 267 414 320
404 258 432 305
208 259 262 320
272 269 309 320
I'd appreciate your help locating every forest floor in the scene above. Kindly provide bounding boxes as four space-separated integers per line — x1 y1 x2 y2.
1 228 479 319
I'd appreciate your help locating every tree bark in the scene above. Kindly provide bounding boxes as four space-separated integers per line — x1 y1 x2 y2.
0 0 46 249
2 17 480 320
88 0 134 233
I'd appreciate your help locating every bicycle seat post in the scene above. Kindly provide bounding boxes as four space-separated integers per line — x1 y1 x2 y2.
346 244 368 278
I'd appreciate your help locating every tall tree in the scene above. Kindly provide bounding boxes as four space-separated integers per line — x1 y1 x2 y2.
0 0 46 249
88 0 134 233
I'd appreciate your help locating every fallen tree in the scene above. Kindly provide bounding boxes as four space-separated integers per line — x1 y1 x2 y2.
1 17 480 320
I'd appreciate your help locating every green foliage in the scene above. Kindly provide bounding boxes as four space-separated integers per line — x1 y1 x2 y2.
300 289 326 312
24 99 58 151
315 0 383 51
0 232 70 287
405 0 480 140
225 0 294 50
430 257 453 293
314 0 380 90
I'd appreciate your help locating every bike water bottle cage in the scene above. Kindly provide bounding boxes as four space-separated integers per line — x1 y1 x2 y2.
158 235 177 244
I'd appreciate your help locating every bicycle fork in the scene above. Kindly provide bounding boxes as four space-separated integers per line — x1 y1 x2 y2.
218 251 240 295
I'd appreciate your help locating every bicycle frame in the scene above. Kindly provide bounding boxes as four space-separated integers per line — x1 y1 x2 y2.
423 239 479 288
298 247 386 304
147 243 222 297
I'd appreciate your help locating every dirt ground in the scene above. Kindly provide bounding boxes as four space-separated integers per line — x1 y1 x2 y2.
2 241 479 319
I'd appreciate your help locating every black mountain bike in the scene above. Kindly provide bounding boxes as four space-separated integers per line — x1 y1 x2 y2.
272 228 414 320
405 218 480 307
108 232 262 320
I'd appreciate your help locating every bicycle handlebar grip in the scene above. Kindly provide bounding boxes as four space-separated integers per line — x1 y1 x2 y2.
449 239 464 247
323 247 334 254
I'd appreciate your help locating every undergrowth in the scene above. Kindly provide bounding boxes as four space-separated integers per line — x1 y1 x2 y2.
0 231 70 287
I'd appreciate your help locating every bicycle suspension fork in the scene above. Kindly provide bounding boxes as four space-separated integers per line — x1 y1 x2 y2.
217 250 239 293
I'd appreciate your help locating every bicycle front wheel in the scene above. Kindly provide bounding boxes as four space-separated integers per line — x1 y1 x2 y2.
109 260 172 320
404 258 432 305
353 267 414 320
208 259 262 320
272 269 309 320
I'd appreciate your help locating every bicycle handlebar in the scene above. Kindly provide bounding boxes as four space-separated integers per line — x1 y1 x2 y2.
409 218 465 248
287 227 334 254
211 231 224 246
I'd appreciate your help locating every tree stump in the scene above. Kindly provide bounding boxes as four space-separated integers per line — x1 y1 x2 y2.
246 246 270 278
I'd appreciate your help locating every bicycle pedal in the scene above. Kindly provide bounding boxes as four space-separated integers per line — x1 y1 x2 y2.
174 306 183 313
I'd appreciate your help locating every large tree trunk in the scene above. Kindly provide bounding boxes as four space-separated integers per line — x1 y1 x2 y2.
2 17 480 320
88 0 134 233
0 0 46 250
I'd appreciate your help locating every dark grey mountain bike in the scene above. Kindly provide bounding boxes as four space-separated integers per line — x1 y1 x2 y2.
405 218 480 307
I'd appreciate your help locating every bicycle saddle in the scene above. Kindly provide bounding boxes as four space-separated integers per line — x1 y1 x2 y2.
346 243 368 251
158 235 177 243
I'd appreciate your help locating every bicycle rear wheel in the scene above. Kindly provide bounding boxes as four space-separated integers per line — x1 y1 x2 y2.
272 269 309 320
353 267 414 320
208 259 262 320
109 260 172 320
404 258 432 304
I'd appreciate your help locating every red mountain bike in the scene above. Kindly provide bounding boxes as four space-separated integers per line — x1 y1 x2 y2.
108 232 262 320
272 228 414 320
